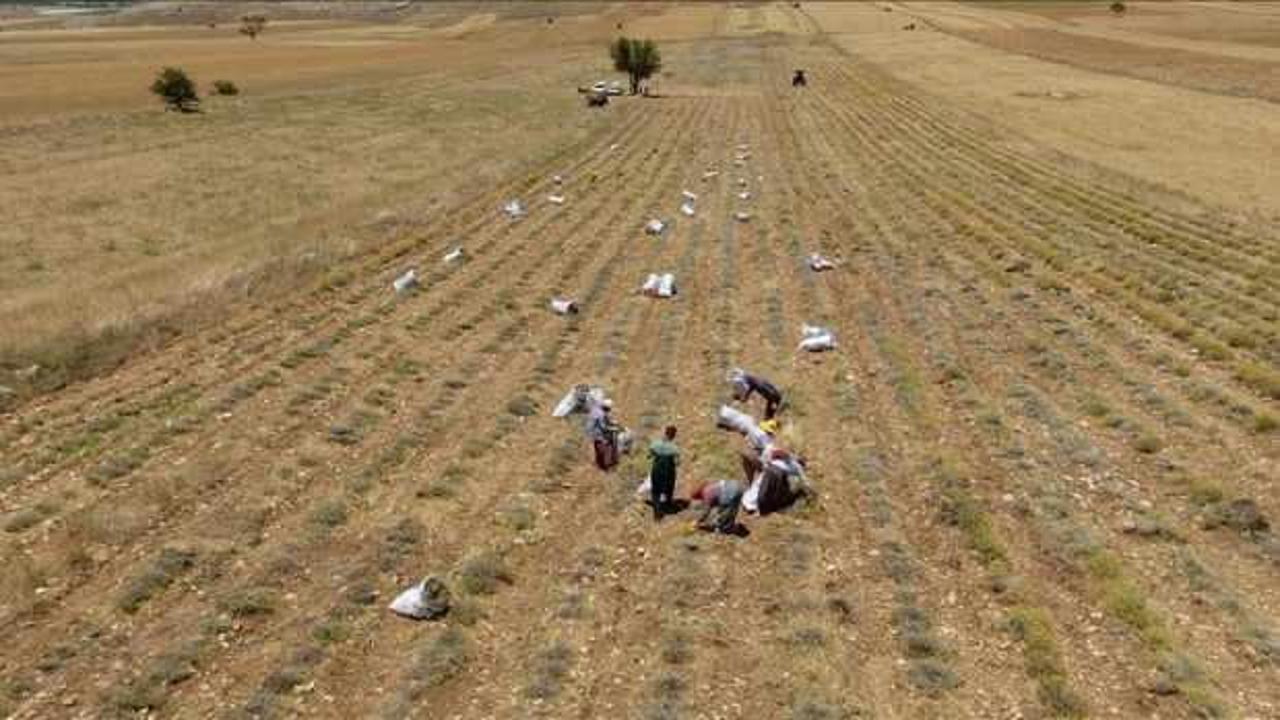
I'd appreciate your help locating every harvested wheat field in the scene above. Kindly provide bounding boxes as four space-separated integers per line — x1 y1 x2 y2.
1 2 1277 718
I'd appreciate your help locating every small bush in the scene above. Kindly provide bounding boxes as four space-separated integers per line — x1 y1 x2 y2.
211 80 239 96
150 66 199 112
118 548 197 613
907 659 959 695
498 504 536 532
457 551 512 595
506 395 538 417
525 641 573 700
310 499 348 529
1133 432 1163 454
407 627 468 694
220 588 276 618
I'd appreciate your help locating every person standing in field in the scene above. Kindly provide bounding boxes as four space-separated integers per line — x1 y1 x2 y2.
690 479 745 534
587 400 621 471
648 425 681 520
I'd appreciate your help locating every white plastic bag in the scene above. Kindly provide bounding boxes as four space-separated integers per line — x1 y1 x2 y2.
547 194 566 205
503 199 526 219
549 297 579 315
717 404 758 435
642 273 676 298
681 190 698 202
392 269 420 293
808 253 835 272
645 219 667 236
680 202 696 217
443 247 464 264
743 473 762 513
734 211 751 223
799 324 837 352
658 273 676 298
738 191 752 201
389 577 450 620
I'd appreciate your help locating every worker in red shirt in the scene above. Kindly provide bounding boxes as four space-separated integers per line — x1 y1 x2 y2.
690 479 745 534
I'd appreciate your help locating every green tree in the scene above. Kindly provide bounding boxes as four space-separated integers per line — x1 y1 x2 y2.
150 66 199 112
609 37 661 96
1110 1 1126 16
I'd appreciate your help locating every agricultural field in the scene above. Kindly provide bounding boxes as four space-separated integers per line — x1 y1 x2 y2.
0 2 1276 719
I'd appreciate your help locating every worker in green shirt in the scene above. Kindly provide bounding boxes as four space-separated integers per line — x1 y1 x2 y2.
648 425 681 521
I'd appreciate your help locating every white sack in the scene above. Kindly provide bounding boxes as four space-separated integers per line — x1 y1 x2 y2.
681 190 698 202
547 295 578 312
808 253 835 272
799 325 837 352
392 269 420 293
743 473 762 513
389 577 450 621
734 211 751 223
717 405 758 435
645 219 667 236
503 199 526 219
642 273 662 295
547 194 566 205
738 191 752 201
443 247 464 264
680 202 696 217
658 273 676 298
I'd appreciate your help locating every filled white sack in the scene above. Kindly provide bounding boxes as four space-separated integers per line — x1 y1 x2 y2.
503 199 526 219
388 577 450 621
392 269 420 293
549 297 579 315
799 325 837 352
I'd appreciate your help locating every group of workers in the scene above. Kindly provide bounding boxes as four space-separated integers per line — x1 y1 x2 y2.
582 368 802 535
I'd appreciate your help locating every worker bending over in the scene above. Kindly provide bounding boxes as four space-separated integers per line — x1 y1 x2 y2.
691 479 745 534
729 368 784 419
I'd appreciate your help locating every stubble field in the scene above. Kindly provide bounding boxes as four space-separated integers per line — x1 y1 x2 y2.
1 3 1276 719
